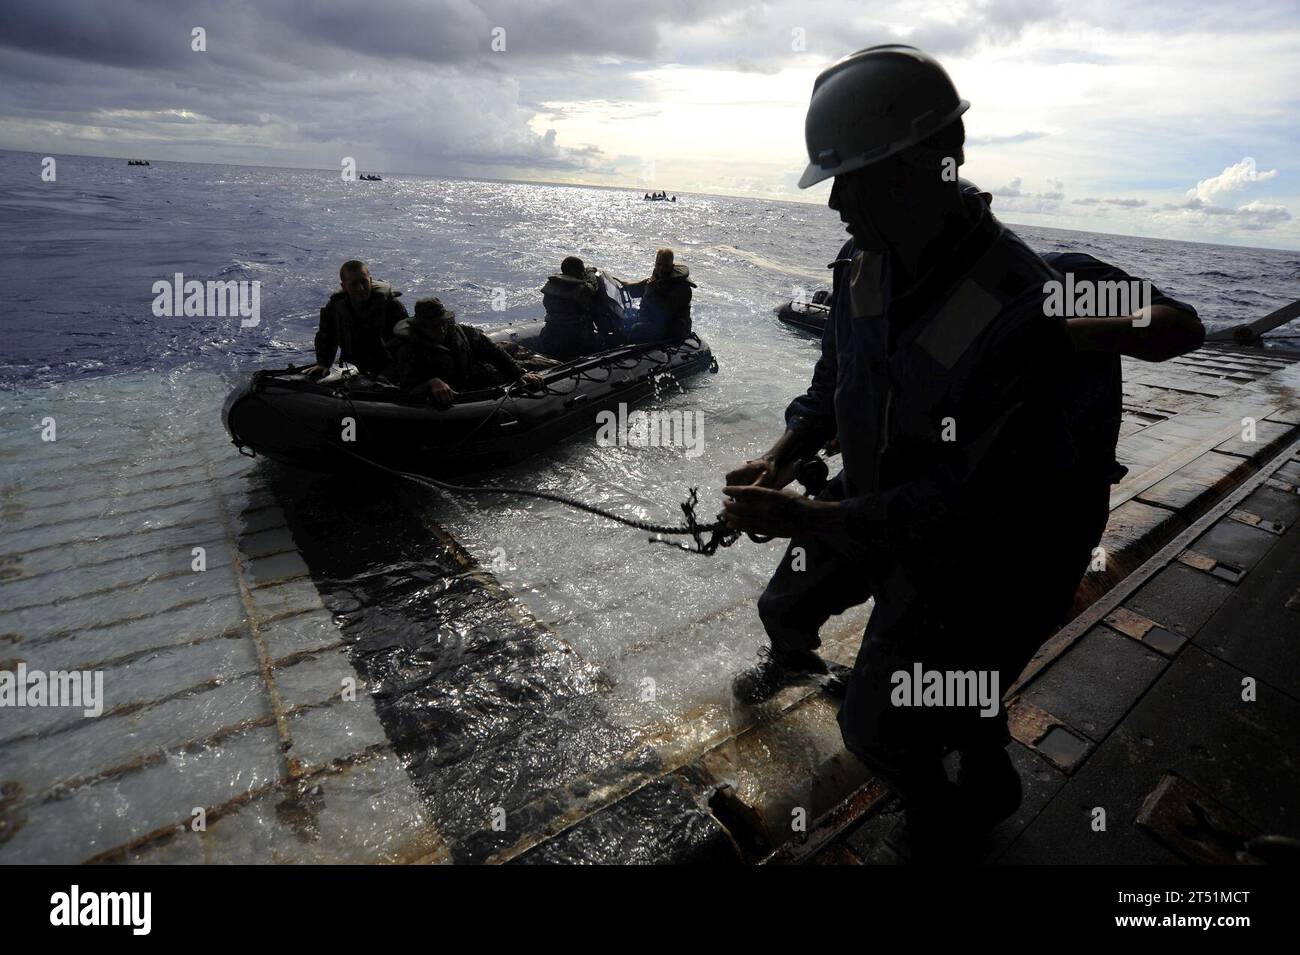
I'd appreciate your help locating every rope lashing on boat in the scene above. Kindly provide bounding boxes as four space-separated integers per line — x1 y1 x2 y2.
237 359 745 556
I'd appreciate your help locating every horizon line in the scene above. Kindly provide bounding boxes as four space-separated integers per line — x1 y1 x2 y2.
3 146 1296 254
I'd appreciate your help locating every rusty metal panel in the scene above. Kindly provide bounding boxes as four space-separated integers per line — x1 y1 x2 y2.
1034 726 1092 773
1104 606 1158 640
1230 509 1286 534
1006 697 1059 747
1103 605 1186 655
1177 549 1217 571
1142 627 1187 656
1136 772 1259 865
1006 698 1092 772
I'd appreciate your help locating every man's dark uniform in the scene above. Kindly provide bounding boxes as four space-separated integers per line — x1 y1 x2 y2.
1043 251 1198 492
626 265 695 342
314 281 408 374
759 249 1199 663
540 267 601 359
770 192 1099 800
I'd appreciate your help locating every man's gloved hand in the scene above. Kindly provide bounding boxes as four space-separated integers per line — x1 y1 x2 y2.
302 364 327 379
520 372 544 389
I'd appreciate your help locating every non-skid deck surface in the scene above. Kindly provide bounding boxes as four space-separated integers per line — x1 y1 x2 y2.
0 375 438 863
999 444 1300 864
814 437 1300 864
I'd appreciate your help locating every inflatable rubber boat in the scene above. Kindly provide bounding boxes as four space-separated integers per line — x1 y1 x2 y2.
775 289 831 336
223 275 717 477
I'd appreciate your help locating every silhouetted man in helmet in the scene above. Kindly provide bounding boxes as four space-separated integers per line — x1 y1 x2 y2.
722 45 1104 861
739 179 1203 699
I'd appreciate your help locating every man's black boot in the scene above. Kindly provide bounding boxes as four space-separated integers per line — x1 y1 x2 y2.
731 646 830 705
956 744 1023 825
884 783 986 864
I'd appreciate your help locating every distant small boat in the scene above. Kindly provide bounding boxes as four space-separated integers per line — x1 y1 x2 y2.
643 192 676 202
127 160 150 166
776 289 831 335
359 173 383 181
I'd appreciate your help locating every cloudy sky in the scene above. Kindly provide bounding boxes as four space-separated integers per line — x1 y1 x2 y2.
2 0 1298 248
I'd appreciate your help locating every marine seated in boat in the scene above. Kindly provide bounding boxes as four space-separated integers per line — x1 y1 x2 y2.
539 256 603 360
624 248 695 343
305 259 409 379
381 297 543 407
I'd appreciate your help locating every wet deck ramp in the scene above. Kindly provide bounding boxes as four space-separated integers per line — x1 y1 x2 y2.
0 374 439 862
2 343 1299 864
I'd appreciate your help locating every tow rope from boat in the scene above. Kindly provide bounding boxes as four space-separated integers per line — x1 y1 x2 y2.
394 467 743 556
239 367 745 556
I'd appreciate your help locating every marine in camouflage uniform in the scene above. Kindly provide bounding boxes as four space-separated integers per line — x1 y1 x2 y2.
383 298 538 404
313 260 408 375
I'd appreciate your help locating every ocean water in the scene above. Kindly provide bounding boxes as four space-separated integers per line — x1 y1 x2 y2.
3 149 1298 390
3 148 1298 728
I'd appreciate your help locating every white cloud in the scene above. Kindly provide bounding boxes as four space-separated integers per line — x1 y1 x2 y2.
986 176 1064 204
1157 195 1292 232
991 176 1024 197
1072 196 1148 208
1187 157 1279 203
1233 199 1293 229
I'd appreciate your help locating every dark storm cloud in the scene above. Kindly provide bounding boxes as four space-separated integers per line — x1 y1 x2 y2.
6 0 1286 186
1 1 200 70
0 0 1094 90
0 0 771 177
0 0 739 72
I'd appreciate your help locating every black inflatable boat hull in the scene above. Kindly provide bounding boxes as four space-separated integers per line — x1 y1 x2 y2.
222 327 716 477
775 300 829 336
